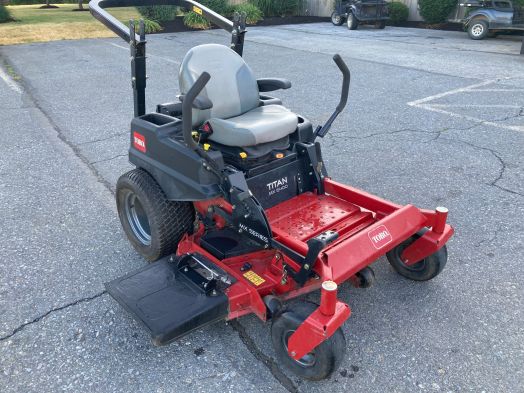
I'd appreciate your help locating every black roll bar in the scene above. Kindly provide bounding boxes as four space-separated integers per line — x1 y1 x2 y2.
89 0 245 52
88 0 247 117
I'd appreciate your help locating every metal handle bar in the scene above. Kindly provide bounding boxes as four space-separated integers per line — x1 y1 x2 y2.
182 72 211 150
89 0 236 44
316 54 351 138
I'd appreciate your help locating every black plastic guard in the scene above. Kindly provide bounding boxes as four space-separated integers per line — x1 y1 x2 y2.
105 258 229 346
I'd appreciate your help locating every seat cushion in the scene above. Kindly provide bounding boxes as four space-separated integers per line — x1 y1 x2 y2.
179 44 260 126
207 105 298 147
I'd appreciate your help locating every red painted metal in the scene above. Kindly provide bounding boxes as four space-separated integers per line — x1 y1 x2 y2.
324 178 401 218
266 192 377 260
320 281 338 316
401 224 454 265
323 205 427 283
287 301 351 360
432 207 448 234
178 176 453 359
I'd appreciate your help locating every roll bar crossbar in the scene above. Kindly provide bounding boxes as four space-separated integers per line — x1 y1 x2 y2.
88 0 247 116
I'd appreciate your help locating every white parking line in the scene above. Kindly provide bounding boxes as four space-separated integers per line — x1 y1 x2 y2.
471 89 524 92
0 66 22 94
417 104 524 132
430 104 522 108
407 80 497 106
408 80 524 133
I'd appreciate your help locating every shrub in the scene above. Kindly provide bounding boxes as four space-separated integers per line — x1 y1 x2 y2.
0 5 12 23
249 0 302 17
387 1 409 25
230 3 263 24
183 0 233 29
7 0 77 4
183 11 210 29
200 0 229 15
133 18 163 33
418 0 456 24
137 6 180 22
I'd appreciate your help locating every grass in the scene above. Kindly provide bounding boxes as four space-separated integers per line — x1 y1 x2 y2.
0 4 142 45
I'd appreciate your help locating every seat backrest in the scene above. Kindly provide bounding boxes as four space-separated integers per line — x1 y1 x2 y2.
179 44 260 126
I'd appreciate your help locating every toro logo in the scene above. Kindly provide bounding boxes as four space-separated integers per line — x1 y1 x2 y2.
368 225 392 249
133 132 146 153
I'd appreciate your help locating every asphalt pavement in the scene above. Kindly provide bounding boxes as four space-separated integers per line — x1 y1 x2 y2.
0 24 523 392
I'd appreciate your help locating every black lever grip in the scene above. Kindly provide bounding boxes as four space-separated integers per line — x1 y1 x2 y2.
333 54 350 113
316 54 351 139
183 72 211 149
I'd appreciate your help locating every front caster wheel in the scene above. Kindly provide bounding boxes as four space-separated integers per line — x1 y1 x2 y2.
355 267 375 288
271 301 346 381
116 168 194 262
386 231 448 281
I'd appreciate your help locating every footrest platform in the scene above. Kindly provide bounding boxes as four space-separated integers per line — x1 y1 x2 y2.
105 256 229 345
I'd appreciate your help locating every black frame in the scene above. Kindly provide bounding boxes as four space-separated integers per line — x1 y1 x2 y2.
89 0 247 117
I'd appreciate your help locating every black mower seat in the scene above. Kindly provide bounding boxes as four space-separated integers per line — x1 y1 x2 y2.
179 44 298 147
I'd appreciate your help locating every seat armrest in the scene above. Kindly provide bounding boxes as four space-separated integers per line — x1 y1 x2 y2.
259 94 282 106
257 78 292 92
177 94 213 110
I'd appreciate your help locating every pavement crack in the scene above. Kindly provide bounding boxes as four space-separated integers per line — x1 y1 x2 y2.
439 137 523 197
91 154 128 165
485 106 524 123
4 60 116 195
229 320 299 393
475 224 503 248
0 291 107 342
324 127 438 150
77 131 129 146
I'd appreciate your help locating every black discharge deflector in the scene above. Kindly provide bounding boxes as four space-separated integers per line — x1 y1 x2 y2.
105 255 231 345
200 227 262 259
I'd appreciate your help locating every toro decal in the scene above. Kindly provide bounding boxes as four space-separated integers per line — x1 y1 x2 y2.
133 132 146 153
368 225 392 249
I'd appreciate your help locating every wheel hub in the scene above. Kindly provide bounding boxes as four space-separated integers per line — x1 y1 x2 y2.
283 330 316 367
472 24 484 37
124 192 151 246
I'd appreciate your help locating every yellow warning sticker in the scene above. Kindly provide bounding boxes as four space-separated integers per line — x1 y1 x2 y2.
193 6 203 15
243 270 265 286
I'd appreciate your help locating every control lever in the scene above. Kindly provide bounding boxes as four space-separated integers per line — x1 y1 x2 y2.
182 72 211 150
315 54 351 138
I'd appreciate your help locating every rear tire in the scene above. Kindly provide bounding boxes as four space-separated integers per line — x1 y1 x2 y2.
271 301 346 381
386 231 448 281
116 168 194 262
468 19 489 40
376 20 386 29
347 13 359 30
331 11 344 26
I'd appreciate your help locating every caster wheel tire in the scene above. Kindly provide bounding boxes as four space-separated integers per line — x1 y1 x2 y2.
386 231 448 281
116 168 194 262
468 19 489 40
355 267 375 288
347 13 359 30
271 301 346 381
376 20 386 29
331 11 344 26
